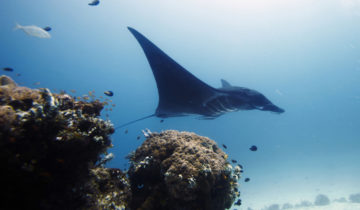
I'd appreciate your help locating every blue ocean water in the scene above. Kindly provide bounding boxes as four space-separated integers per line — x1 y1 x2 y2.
1 0 360 209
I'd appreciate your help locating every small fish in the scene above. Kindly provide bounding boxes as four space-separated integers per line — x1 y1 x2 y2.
146 128 152 135
142 128 152 138
2 67 13 72
98 153 114 165
231 159 237 163
43 26 52 32
142 130 149 138
70 89 76 93
222 144 227 149
104 91 114 97
14 23 51 38
244 178 250 182
160 119 164 123
249 145 258 151
137 136 140 140
88 0 100 6
125 129 128 134
33 82 40 85
112 104 116 107
234 199 242 206
16 73 21 76
237 164 243 169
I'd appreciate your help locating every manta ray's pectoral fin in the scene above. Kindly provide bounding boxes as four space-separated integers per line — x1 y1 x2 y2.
128 27 220 117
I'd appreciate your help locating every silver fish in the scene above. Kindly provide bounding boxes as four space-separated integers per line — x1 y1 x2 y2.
14 23 51 39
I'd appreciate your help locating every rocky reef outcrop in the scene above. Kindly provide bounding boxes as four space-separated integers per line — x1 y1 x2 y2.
0 75 242 210
83 167 131 209
0 75 129 210
127 130 241 210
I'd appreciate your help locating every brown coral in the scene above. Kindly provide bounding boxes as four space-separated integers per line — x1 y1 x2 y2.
128 130 239 210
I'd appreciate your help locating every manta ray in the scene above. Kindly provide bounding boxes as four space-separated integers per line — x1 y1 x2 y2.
117 27 284 128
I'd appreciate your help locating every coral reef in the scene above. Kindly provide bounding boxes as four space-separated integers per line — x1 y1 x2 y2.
349 193 360 203
314 194 330 206
83 167 131 209
127 130 241 210
1 75 242 210
265 204 280 210
0 75 121 209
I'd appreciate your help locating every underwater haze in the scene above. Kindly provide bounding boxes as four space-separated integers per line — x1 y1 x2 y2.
1 0 360 209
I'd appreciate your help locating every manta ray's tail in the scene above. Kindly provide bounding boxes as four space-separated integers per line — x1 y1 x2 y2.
115 114 156 130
